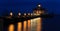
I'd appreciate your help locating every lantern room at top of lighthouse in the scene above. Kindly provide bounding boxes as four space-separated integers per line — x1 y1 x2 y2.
33 4 46 15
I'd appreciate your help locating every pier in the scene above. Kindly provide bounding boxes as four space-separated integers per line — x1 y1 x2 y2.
0 4 53 31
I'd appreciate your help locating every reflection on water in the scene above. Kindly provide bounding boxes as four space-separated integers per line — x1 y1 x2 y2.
31 17 41 31
36 18 42 31
28 20 31 31
23 21 27 31
8 17 42 31
31 18 37 31
17 22 22 31
8 24 14 31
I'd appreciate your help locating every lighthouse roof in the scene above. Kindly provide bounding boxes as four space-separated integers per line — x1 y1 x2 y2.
33 4 46 11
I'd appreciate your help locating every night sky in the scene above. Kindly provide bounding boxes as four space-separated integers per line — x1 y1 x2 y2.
0 0 60 16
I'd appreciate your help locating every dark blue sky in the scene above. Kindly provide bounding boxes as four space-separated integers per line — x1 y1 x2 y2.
0 0 60 16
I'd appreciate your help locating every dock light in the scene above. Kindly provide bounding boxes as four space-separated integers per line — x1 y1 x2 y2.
28 13 30 15
18 13 21 16
24 13 26 16
31 13 33 16
10 12 13 16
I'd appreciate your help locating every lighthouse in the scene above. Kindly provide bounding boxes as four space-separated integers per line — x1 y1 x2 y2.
33 4 45 15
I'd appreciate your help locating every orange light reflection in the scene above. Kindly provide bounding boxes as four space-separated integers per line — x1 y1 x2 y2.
8 24 14 31
23 21 27 31
28 20 31 31
37 17 42 31
17 22 22 31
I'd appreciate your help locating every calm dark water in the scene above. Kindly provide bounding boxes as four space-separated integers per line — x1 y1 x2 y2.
42 15 60 31
3 15 60 31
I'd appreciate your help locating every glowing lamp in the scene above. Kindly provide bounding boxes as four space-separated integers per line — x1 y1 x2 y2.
10 12 13 16
28 13 30 15
18 13 21 16
24 13 26 16
31 13 33 16
38 4 41 7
